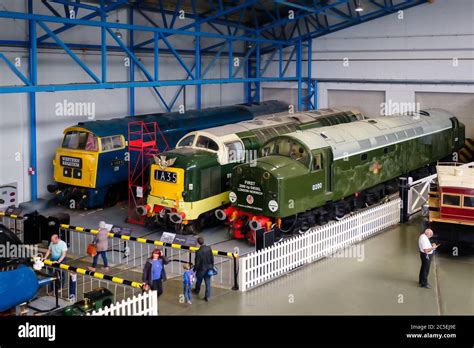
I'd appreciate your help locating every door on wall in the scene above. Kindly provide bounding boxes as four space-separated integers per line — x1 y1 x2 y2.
415 92 474 139
328 90 386 118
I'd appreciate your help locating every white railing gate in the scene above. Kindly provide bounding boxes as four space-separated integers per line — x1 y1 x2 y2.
87 290 158 316
238 198 401 291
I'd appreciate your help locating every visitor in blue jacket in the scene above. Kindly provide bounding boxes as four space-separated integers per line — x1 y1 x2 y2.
142 249 169 297
183 263 195 305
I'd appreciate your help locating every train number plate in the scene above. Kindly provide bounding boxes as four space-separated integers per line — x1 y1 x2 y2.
111 159 124 167
154 170 177 183
60 156 82 168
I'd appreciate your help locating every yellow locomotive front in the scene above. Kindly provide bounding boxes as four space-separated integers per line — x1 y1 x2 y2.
52 127 99 190
48 126 128 209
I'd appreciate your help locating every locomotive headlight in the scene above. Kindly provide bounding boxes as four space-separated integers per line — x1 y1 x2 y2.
229 191 237 203
263 171 271 180
236 166 243 175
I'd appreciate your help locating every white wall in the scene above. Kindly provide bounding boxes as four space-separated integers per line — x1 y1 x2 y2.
262 0 474 125
0 0 245 203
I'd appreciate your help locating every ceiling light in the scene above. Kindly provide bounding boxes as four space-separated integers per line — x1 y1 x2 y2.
114 12 122 40
355 0 364 12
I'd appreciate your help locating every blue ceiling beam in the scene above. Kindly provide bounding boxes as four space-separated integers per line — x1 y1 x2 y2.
0 53 31 85
0 77 300 94
260 0 429 53
36 0 128 43
37 20 101 83
260 0 350 34
0 10 287 45
49 0 98 12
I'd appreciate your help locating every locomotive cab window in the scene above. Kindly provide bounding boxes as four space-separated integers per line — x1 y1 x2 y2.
262 138 310 167
62 131 98 152
177 134 195 147
442 194 461 207
113 135 124 148
225 141 244 162
101 135 124 151
313 153 323 171
196 135 219 151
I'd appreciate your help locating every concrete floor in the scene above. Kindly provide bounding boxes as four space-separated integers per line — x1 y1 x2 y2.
18 201 474 315
157 217 473 315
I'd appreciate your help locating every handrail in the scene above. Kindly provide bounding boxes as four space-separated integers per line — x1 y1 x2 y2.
59 223 238 258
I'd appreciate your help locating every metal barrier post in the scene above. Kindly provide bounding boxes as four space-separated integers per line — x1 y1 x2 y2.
232 255 239 290
399 177 409 223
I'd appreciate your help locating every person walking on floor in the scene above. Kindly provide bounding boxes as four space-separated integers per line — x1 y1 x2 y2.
418 228 439 289
88 221 109 272
193 237 214 302
142 249 169 297
183 263 195 305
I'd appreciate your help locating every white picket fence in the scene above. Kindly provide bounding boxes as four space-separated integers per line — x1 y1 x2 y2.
87 290 158 316
238 198 401 291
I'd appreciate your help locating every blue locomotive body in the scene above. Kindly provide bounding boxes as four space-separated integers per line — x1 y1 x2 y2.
48 101 288 208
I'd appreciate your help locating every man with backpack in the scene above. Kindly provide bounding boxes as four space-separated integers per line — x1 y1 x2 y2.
193 237 215 302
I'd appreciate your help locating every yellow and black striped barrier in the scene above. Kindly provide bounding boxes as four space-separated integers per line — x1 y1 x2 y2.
0 212 236 258
43 259 143 289
60 223 238 259
0 212 24 220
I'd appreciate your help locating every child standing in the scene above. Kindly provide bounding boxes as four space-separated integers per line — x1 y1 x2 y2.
183 263 195 305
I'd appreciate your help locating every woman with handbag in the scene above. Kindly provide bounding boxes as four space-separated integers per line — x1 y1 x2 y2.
88 221 109 272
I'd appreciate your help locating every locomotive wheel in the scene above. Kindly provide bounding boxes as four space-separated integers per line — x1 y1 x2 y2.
334 201 348 219
69 192 82 210
279 215 298 234
174 223 183 234
183 223 200 235
246 229 256 245
104 187 120 207
365 190 380 206
316 210 328 226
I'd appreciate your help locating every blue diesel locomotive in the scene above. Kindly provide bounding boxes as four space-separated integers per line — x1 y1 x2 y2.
47 101 288 209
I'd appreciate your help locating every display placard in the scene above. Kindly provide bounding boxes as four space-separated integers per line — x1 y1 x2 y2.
160 232 176 244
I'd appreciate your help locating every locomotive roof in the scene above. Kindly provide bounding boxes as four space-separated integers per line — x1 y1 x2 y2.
203 108 363 137
283 109 454 160
66 101 286 137
437 165 474 190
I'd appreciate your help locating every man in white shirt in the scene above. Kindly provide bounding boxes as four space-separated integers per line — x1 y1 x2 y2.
418 228 439 289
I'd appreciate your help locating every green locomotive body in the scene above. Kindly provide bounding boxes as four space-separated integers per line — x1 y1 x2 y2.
226 109 465 242
138 108 365 234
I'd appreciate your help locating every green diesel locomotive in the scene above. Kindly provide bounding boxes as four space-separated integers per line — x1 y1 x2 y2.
223 109 465 243
137 108 365 234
